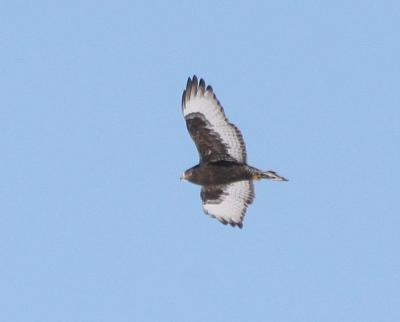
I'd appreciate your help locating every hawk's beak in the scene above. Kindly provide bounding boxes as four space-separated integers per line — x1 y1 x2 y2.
180 172 187 181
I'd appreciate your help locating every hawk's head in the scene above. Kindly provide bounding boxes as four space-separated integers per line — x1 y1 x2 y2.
180 165 201 183
180 169 192 181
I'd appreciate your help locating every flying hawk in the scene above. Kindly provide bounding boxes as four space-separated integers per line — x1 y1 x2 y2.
181 76 287 228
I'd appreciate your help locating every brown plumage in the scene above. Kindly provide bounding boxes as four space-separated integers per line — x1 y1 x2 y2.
181 76 287 228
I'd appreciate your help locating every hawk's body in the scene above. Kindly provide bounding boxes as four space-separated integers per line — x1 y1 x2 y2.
181 76 286 228
185 161 253 186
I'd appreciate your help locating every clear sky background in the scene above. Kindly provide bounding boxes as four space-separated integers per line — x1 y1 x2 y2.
1 1 399 321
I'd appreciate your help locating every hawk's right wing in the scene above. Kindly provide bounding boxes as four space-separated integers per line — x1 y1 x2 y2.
200 181 255 228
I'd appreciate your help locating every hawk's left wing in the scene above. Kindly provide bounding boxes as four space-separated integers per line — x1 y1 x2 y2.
182 76 247 163
200 181 255 228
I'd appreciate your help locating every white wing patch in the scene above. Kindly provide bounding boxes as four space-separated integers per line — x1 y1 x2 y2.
201 181 255 228
182 76 246 163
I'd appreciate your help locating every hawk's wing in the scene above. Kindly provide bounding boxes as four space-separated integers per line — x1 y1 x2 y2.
200 181 255 228
182 76 247 163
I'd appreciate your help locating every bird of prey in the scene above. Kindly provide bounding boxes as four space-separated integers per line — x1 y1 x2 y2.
181 76 287 228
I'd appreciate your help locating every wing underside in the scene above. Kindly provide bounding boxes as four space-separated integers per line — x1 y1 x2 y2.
201 180 255 228
182 76 247 163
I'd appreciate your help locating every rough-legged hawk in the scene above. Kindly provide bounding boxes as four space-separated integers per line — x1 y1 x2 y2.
181 76 287 228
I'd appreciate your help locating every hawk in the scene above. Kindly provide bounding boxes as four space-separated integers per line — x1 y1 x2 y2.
181 76 287 228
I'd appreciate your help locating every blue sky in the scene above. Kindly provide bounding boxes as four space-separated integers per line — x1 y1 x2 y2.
1 1 399 321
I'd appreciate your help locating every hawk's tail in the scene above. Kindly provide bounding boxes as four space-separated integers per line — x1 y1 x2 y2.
260 170 288 181
250 168 288 181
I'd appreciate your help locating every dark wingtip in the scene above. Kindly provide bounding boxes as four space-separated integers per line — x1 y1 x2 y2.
186 75 198 97
185 75 211 95
199 78 206 94
228 221 243 229
183 75 198 107
186 77 192 92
